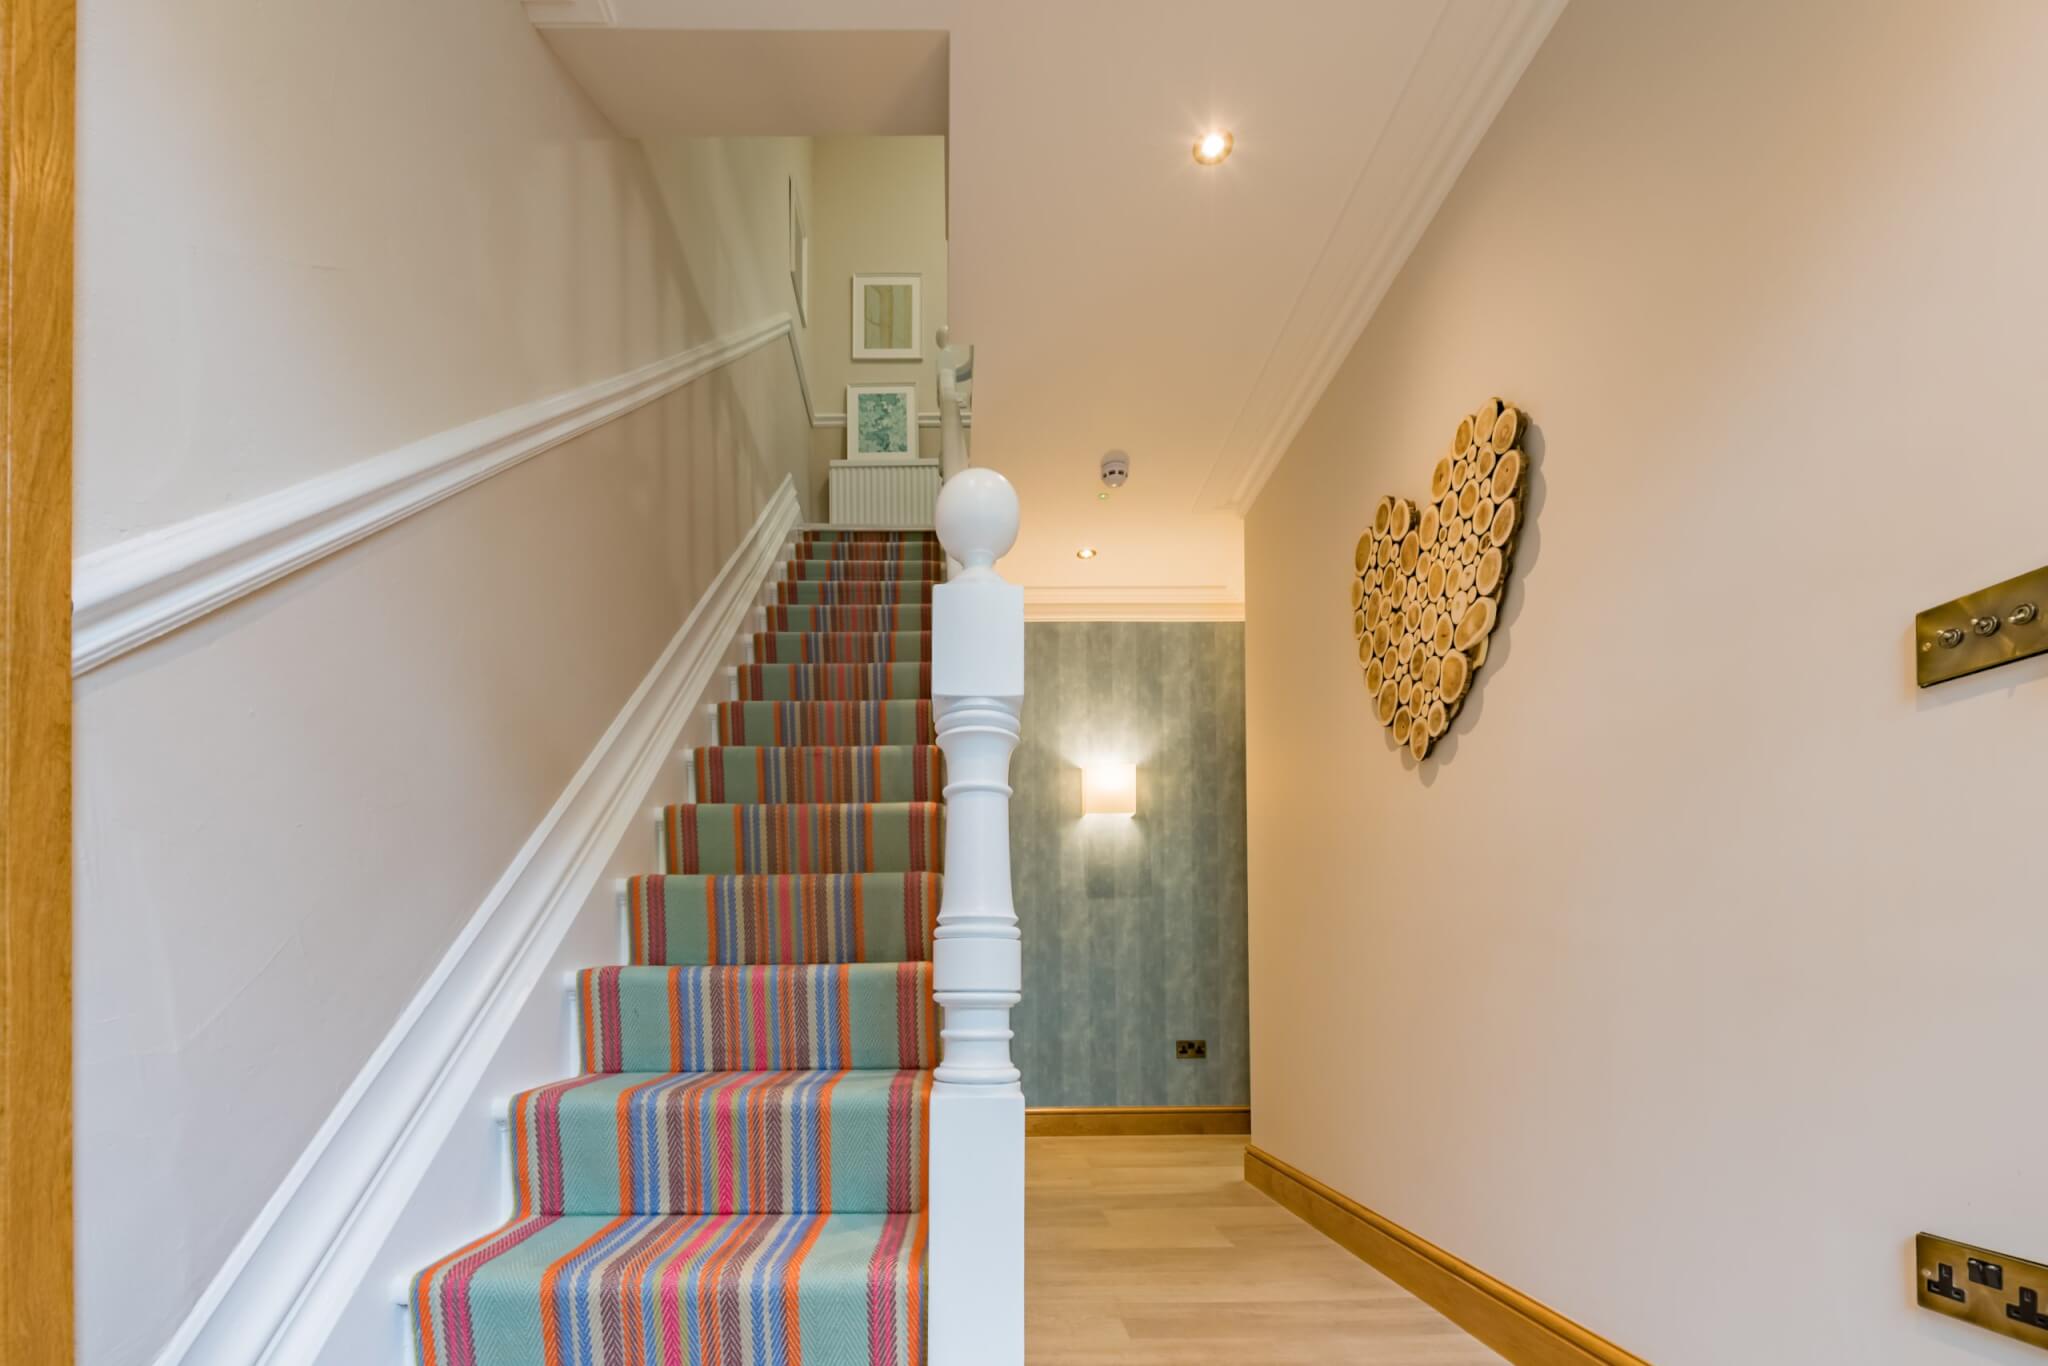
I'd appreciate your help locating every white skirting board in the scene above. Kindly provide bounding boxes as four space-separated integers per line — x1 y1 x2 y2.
147 478 800 1366
829 457 941 527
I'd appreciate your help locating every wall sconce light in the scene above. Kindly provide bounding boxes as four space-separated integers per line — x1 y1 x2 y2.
1082 761 1137 817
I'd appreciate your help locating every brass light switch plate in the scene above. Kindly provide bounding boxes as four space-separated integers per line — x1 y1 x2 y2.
1917 1233 2048 1349
1915 563 2048 687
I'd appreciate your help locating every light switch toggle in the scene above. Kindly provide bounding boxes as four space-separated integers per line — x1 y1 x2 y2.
1915 563 2048 686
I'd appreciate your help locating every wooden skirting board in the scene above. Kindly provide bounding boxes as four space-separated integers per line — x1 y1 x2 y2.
1026 1106 1252 1138
1244 1146 1652 1366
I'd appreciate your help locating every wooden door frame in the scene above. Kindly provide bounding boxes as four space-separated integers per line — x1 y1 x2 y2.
1 0 73 1360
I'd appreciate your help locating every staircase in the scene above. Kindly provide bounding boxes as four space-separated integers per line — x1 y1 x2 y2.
411 527 947 1366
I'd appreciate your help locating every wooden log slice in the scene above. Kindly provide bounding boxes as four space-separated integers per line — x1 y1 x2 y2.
1431 457 1453 501
1421 653 1442 692
1474 397 1502 435
1419 602 1439 642
1453 416 1473 452
1476 545 1503 596
1399 530 1420 574
1427 697 1449 739
1403 597 1423 633
1452 457 1469 490
1440 649 1470 704
1357 633 1374 665
1473 495 1495 535
1491 406 1520 452
1490 448 1523 501
1377 680 1398 725
1374 496 1394 536
1390 497 1414 540
1426 560 1446 599
1438 493 1456 527
1367 588 1387 630
1397 673 1414 708
1393 705 1413 744
1355 609 1368 642
1372 622 1393 658
1477 443 1498 479
1458 480 1480 519
1409 720 1431 761
1469 634 1490 669
1455 596 1498 652
1365 658 1383 694
1418 503 1439 549
1355 531 1374 574
1489 496 1518 548
1350 576 1367 611
1433 612 1455 653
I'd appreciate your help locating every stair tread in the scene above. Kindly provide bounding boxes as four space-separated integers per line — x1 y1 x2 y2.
510 1068 931 1215
412 1210 926 1366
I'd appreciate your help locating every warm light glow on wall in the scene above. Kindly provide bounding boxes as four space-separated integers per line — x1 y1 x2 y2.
1081 761 1138 817
1193 130 1234 166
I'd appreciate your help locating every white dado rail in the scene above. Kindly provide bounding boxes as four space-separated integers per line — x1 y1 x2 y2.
928 467 1025 1364
826 457 940 527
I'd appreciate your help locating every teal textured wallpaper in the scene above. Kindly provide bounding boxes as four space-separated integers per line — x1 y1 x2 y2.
1010 622 1250 1108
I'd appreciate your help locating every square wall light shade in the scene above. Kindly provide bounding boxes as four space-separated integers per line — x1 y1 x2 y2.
1081 762 1137 817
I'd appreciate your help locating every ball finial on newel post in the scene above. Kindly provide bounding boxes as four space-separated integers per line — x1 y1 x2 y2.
934 467 1020 575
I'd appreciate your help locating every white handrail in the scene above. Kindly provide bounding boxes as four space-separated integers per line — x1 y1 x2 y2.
926 465 1024 1365
935 325 973 483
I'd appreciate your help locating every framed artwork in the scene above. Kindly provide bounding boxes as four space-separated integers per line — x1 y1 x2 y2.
846 384 918 460
852 272 922 360
787 179 809 325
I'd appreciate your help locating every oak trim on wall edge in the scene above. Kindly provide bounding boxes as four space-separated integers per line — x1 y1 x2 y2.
1026 1106 1250 1137
1244 1146 1653 1366
1 0 77 1358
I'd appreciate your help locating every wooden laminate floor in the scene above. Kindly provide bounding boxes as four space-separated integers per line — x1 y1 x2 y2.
1026 1134 1504 1365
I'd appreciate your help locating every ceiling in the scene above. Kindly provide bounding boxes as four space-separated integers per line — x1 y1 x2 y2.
529 0 1568 615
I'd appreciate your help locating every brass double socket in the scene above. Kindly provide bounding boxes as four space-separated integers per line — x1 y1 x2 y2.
1916 1233 2048 1348
1915 563 2048 687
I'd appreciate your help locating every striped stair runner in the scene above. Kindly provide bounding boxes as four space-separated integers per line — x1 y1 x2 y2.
413 528 944 1366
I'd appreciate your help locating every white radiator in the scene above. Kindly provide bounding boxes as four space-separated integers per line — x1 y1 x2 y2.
829 458 941 527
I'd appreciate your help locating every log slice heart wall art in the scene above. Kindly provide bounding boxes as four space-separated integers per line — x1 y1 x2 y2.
1351 396 1530 762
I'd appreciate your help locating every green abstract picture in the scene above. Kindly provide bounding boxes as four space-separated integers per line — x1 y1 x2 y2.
847 385 916 459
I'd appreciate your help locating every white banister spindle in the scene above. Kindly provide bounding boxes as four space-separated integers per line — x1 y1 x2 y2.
927 467 1024 1366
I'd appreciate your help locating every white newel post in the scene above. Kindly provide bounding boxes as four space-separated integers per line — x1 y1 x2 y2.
928 467 1025 1366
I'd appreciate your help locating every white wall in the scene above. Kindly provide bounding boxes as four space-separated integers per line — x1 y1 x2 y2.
1244 3 2048 1364
809 135 949 417
74 4 812 1363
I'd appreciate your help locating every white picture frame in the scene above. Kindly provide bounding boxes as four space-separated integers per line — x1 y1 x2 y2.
787 179 809 325
851 272 922 360
846 384 919 461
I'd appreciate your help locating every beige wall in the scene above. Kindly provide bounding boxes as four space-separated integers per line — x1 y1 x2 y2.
1244 3 2048 1364
74 5 812 1363
810 135 949 421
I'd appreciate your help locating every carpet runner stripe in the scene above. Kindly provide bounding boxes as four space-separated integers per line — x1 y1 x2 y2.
578 965 939 1073
752 632 932 663
628 873 940 965
662 802 943 875
777 580 934 606
785 561 944 582
765 606 931 633
714 702 934 747
691 747 942 804
509 1069 930 1215
412 1211 926 1366
736 663 931 701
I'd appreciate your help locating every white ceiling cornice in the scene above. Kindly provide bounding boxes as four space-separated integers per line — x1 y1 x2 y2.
523 0 616 29
1023 586 1244 624
1198 0 1570 516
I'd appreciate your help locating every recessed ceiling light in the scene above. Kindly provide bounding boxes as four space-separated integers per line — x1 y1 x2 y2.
1076 547 1099 560
1193 130 1233 166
